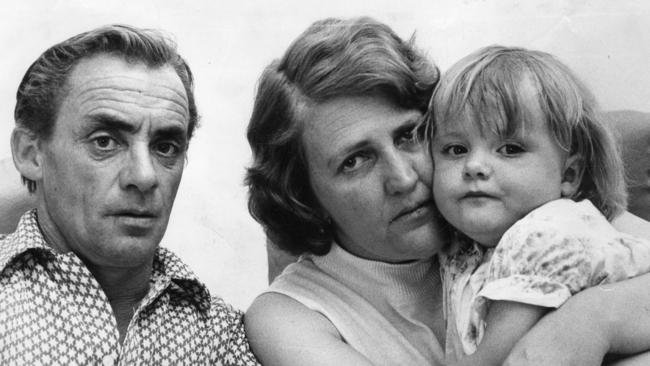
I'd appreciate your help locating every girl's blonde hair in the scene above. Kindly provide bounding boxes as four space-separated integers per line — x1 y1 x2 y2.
429 45 626 219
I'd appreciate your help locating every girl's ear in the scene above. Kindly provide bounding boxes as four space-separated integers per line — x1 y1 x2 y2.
560 154 584 198
11 127 44 184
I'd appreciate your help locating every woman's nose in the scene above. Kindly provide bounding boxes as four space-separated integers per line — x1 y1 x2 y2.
463 152 492 180
384 152 418 195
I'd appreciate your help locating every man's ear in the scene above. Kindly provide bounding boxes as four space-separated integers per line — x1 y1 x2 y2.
11 127 44 184
560 154 584 198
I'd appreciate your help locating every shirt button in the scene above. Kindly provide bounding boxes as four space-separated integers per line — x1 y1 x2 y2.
102 354 116 366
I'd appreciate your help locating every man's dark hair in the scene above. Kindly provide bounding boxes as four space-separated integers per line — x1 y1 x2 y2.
15 24 198 192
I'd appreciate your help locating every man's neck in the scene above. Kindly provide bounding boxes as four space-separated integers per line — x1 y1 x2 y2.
87 262 152 344
35 203 155 343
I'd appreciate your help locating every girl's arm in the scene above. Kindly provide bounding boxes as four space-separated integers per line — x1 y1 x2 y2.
245 292 374 366
451 301 548 366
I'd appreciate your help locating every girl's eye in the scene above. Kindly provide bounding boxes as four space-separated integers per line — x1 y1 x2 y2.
498 143 525 156
442 144 467 156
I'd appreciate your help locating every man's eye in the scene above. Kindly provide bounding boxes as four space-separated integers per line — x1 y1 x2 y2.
442 144 467 156
155 142 180 157
92 135 118 150
497 144 525 156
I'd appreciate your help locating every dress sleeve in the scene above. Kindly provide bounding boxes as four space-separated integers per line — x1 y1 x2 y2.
478 200 650 309
477 209 593 309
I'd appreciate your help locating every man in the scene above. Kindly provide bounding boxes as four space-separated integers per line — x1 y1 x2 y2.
1 25 259 365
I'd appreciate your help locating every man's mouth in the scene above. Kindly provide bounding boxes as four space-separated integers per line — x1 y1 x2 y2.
109 210 160 234
115 210 157 218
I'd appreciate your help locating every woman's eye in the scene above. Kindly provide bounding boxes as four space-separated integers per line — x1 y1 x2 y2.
442 144 467 156
498 143 525 156
397 128 419 146
340 154 367 173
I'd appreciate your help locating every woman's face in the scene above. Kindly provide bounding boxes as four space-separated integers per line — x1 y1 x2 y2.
303 95 445 263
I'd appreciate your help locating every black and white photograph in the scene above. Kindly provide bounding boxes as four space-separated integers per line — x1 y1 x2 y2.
0 0 649 364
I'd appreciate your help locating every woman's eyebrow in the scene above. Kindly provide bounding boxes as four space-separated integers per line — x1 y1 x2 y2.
326 140 370 169
392 117 424 138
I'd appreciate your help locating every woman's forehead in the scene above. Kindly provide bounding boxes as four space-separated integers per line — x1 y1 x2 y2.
302 96 422 159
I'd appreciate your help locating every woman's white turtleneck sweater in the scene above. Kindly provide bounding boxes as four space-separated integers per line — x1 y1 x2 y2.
266 242 446 365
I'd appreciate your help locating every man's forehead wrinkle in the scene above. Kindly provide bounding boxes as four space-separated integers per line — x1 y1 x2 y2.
78 92 189 119
72 74 189 105
74 86 189 120
83 104 187 124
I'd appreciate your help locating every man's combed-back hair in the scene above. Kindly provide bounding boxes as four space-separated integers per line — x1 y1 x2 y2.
15 24 198 192
246 17 439 255
430 45 627 218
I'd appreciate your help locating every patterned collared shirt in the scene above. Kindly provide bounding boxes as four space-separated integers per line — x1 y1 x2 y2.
0 210 260 366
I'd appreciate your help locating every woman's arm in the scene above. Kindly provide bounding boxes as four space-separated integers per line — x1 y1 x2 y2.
504 272 650 366
612 210 650 238
502 212 650 366
607 351 650 366
245 292 374 366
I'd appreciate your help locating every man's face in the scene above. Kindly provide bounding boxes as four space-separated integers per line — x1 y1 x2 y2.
36 54 189 269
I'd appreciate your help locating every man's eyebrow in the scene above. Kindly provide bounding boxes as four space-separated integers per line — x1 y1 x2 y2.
86 113 136 133
86 113 188 141
154 125 188 142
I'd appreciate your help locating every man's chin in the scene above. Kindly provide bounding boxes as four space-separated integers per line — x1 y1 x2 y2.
95 236 161 265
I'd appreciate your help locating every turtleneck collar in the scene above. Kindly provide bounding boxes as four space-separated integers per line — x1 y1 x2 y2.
310 242 440 303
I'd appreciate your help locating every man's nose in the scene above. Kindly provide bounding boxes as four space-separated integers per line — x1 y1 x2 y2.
384 152 418 195
120 144 159 193
463 151 492 180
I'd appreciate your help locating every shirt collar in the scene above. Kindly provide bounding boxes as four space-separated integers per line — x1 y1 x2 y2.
151 247 213 312
0 209 54 270
1 209 212 312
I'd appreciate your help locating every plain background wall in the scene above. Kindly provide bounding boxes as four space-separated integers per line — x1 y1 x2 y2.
0 0 648 310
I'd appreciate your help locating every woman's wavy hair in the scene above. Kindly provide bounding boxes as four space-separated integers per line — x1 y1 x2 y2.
246 17 439 255
15 24 198 193
429 45 626 219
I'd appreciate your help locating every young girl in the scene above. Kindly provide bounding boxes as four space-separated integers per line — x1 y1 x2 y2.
429 45 650 366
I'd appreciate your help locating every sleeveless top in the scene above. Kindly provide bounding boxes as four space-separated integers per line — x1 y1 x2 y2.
266 242 446 365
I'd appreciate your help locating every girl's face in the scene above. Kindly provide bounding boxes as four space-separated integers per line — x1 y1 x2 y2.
303 95 446 263
431 91 574 247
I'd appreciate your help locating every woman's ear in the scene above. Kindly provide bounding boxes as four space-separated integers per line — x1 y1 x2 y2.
560 154 584 198
11 127 44 184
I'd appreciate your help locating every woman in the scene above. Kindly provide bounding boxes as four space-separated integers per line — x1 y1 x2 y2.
244 17 650 365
